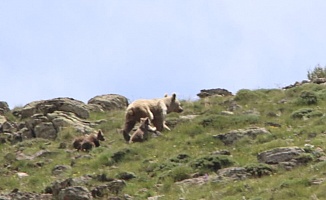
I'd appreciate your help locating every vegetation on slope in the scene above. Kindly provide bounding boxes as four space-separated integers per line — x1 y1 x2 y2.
1 82 326 199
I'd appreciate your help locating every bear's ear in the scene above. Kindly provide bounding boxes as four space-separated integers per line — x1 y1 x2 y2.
171 93 176 101
164 94 168 97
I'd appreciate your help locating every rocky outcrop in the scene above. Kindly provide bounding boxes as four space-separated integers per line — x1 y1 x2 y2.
257 147 305 164
16 97 90 119
312 77 326 84
282 80 310 89
0 190 52 200
2 110 105 141
257 147 315 170
87 94 128 111
213 127 271 145
197 88 233 98
0 101 10 115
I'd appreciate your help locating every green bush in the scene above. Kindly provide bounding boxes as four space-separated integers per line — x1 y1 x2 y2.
245 163 275 177
291 108 314 119
158 165 193 182
190 155 235 173
307 64 326 81
235 89 261 103
297 91 317 105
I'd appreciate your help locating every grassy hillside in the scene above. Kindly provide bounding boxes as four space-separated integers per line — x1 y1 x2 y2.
2 83 326 199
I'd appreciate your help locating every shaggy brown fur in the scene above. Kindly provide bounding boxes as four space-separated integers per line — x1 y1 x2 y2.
129 117 156 143
72 129 105 151
122 93 183 141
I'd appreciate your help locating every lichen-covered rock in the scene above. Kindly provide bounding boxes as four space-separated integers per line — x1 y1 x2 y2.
18 97 90 119
258 147 305 164
58 186 93 200
214 127 271 145
0 101 10 115
87 94 128 111
197 88 233 98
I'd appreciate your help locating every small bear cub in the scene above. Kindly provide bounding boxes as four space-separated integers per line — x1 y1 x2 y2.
72 129 105 152
129 117 156 143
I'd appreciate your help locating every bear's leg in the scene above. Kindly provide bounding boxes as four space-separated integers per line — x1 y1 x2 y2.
163 121 171 131
152 119 164 132
123 120 136 141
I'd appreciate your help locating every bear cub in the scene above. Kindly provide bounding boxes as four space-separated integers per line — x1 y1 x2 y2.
129 117 156 143
72 129 105 152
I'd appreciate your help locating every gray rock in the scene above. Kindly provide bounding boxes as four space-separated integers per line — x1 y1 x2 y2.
91 180 126 196
0 101 10 115
175 174 209 185
88 94 128 111
58 186 93 200
116 172 137 180
48 111 97 134
52 165 72 176
16 150 56 161
257 147 305 164
19 97 89 119
197 88 233 98
34 122 57 140
0 190 52 200
217 167 248 181
214 127 271 145
1 121 17 133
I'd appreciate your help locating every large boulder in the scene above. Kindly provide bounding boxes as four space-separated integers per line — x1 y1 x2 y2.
87 94 128 111
23 111 104 140
58 186 93 200
47 111 100 134
257 147 306 164
18 98 90 119
214 127 271 145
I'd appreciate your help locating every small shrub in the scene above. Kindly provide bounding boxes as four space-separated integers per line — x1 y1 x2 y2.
245 163 275 178
111 148 136 163
307 64 326 81
297 91 317 105
295 153 314 164
158 165 193 182
235 89 261 103
170 154 191 163
290 108 314 119
190 155 235 173
154 162 180 172
92 150 114 167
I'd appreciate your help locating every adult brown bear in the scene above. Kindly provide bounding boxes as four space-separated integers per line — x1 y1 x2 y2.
122 93 183 141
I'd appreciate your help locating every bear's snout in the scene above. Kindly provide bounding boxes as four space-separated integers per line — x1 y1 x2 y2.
178 107 183 113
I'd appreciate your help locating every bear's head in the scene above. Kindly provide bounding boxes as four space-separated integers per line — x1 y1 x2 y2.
140 117 150 126
97 129 105 141
165 93 183 114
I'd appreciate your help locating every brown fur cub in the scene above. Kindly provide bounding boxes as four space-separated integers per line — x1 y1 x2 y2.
129 117 155 143
72 129 105 151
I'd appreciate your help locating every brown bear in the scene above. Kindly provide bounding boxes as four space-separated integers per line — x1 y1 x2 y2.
122 93 183 141
129 117 156 143
72 129 105 151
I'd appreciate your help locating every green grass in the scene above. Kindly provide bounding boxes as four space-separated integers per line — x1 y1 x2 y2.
1 83 326 198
